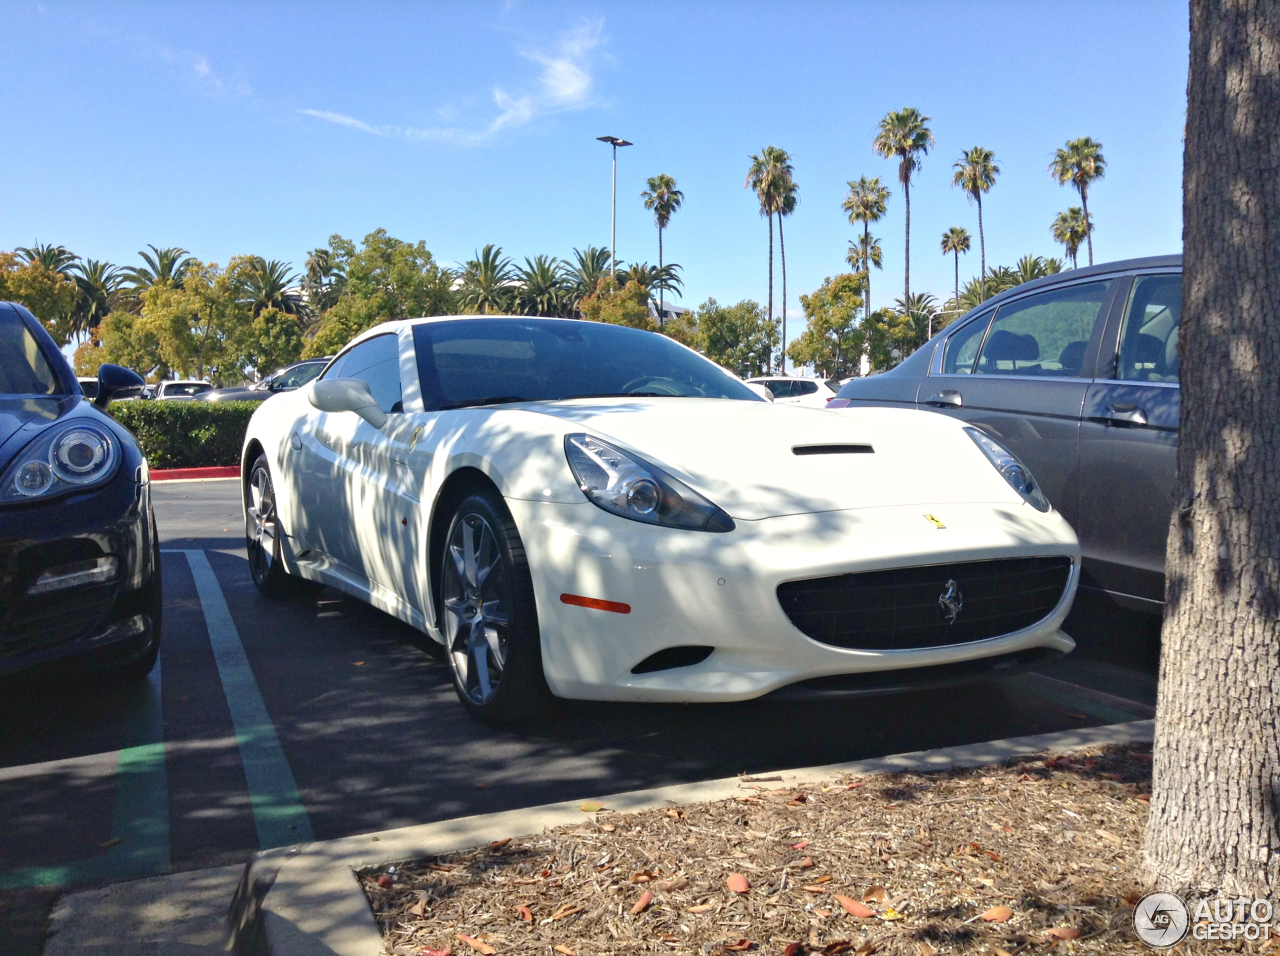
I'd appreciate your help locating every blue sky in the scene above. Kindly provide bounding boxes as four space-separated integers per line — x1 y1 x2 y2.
2 1 1187 344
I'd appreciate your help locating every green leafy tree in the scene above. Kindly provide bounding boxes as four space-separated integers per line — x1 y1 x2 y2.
514 255 570 316
563 246 611 312
458 244 515 315
940 227 971 304
1049 137 1105 265
873 108 934 306
952 147 999 300
1051 207 1091 268
97 310 166 378
841 176 890 321
692 298 778 377
249 306 304 374
578 276 655 330
787 273 866 378
305 230 455 356
0 251 82 346
640 174 684 324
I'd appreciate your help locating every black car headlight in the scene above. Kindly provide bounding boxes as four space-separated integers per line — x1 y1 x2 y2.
564 433 734 532
964 426 1052 512
0 422 120 503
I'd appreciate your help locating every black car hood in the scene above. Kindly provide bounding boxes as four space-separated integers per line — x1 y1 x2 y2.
0 396 82 469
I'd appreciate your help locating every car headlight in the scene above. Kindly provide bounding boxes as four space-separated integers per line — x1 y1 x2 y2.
964 427 1051 512
564 433 734 532
0 422 120 503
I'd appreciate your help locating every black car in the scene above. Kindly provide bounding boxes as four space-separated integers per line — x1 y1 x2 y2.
832 255 1181 613
195 357 331 402
0 302 162 678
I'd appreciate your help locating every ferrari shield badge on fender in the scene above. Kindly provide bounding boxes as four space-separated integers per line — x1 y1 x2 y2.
923 513 946 529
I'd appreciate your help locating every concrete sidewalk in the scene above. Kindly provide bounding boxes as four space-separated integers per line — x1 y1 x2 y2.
44 719 1155 956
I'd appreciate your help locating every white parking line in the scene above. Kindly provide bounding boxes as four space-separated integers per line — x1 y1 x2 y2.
167 549 315 848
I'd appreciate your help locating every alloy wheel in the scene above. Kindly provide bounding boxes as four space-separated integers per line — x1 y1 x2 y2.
246 466 277 585
442 512 510 705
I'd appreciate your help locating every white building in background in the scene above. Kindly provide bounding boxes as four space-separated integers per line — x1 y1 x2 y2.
650 303 690 325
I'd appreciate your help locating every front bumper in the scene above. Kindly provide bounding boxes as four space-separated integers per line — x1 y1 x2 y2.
508 498 1080 702
0 467 160 675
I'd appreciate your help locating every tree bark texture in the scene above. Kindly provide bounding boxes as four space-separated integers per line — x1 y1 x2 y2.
1140 0 1280 899
903 178 912 306
779 214 788 375
863 222 873 323
767 214 774 374
977 195 986 301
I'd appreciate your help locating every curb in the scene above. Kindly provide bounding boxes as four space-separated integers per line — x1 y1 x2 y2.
151 465 241 481
227 719 1154 956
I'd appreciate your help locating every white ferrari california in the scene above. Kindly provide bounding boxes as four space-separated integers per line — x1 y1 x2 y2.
241 316 1080 723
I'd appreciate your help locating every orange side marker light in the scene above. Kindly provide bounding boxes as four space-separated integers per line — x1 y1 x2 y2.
560 593 632 614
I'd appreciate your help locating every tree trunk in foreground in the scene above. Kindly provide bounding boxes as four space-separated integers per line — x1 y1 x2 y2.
1140 0 1280 899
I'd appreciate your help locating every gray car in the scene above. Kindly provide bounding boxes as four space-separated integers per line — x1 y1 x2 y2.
195 357 331 402
831 254 1181 614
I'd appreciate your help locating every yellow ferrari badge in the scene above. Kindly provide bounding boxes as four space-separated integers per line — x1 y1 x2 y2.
923 514 946 529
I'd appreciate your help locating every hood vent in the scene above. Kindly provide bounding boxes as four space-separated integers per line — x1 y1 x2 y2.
792 444 874 456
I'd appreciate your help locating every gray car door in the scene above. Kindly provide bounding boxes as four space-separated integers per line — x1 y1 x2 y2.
918 277 1121 531
1078 272 1181 608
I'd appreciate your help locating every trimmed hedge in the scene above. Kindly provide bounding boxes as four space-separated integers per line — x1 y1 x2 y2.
110 401 260 469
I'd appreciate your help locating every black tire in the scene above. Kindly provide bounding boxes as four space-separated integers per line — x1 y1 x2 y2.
439 490 551 725
245 454 316 599
105 508 162 682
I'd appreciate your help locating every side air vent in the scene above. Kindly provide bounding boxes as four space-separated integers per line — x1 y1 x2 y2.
792 444 874 456
631 645 714 674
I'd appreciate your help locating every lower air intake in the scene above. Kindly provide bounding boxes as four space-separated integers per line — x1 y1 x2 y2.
631 645 715 674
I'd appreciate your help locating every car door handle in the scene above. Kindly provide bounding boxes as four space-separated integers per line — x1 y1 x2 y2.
925 390 963 408
1096 403 1148 426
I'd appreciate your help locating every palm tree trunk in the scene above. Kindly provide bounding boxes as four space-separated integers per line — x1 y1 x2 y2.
903 178 912 306
977 193 987 302
954 250 959 303
863 222 872 323
767 214 774 373
658 225 665 329
779 212 788 374
1081 189 1094 266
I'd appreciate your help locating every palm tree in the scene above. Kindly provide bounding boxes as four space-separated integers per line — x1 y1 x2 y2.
122 245 195 310
639 174 684 326
563 246 612 310
841 176 890 321
940 227 971 304
1049 137 1105 265
774 158 798 374
619 261 684 311
458 244 515 314
1013 254 1063 285
952 146 999 301
303 247 347 315
745 146 788 371
846 232 883 281
514 256 569 316
1051 207 1091 268
873 108 934 306
241 258 305 317
17 243 79 274
893 292 940 347
70 259 123 340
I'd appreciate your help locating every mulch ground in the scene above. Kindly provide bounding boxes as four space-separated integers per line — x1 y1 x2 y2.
361 743 1265 956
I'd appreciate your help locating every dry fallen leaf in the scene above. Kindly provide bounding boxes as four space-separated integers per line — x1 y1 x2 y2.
814 908 832 918
810 874 833 884
723 940 753 952
376 874 394 888
797 857 815 869
783 943 805 956
657 876 689 891
600 823 616 832
578 801 605 813
917 943 938 956
980 905 1013 922
550 902 583 921
688 903 715 913
515 905 532 922
488 838 510 849
1045 926 1081 940
554 946 575 956
861 885 888 903
791 841 810 850
630 891 654 916
421 948 450 956
993 948 1014 956
457 935 496 955
726 873 750 894
835 896 876 918
853 942 878 956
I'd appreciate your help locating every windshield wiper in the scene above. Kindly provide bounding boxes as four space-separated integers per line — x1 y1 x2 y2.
438 395 530 410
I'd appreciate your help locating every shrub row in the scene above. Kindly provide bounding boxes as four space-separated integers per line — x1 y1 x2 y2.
110 401 259 470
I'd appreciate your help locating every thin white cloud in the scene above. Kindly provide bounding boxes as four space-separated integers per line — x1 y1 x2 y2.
159 46 251 99
299 18 604 146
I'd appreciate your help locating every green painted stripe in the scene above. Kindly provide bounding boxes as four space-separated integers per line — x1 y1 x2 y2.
179 549 314 848
1006 673 1148 725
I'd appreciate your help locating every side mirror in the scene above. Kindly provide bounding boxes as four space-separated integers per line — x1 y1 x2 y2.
308 378 387 428
94 364 145 409
745 383 775 402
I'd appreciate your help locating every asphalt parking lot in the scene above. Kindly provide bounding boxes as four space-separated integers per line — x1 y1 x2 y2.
0 477 1160 952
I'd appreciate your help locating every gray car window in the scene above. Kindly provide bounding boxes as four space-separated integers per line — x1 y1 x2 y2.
275 361 325 389
768 380 795 397
325 334 402 413
974 280 1112 377
941 311 993 374
0 309 60 395
1115 275 1180 383
794 380 819 396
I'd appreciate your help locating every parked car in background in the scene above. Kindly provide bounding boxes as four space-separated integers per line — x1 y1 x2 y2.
77 376 99 401
242 316 1080 724
155 380 212 400
0 302 162 679
830 254 1181 614
746 376 839 408
197 357 331 403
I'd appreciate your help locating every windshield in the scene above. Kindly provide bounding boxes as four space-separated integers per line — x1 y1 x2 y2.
412 319 760 410
0 309 61 396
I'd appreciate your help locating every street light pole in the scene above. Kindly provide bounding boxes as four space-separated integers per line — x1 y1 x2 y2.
597 136 632 278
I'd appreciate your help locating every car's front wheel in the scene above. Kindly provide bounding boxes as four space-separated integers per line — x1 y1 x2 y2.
440 490 550 725
245 454 314 598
